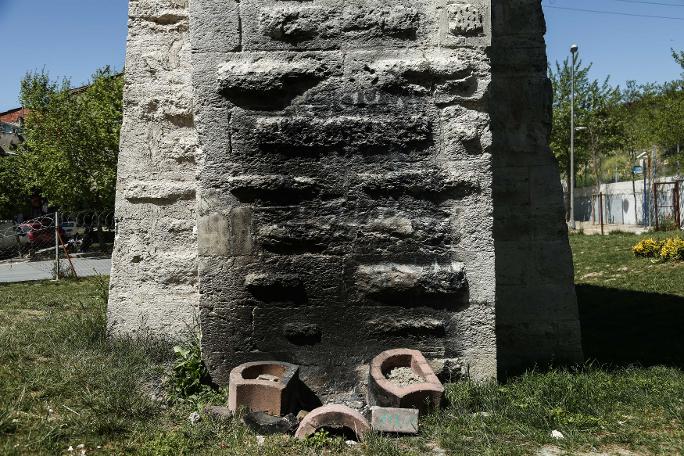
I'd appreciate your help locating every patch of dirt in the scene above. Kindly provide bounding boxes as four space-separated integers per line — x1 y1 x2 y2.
580 271 604 280
386 367 423 386
537 445 642 456
0 309 47 319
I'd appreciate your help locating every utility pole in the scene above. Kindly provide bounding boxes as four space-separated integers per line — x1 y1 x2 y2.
54 211 59 281
569 44 579 230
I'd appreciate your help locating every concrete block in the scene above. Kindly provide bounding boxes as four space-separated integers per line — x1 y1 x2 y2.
228 361 300 416
371 406 419 434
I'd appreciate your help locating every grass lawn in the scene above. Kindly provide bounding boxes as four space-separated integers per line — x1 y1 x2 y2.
0 233 683 455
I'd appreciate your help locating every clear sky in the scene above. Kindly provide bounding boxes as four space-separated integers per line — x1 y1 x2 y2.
0 0 683 112
0 0 128 112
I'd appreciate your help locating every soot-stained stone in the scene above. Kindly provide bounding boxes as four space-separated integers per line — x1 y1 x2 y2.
180 0 582 397
283 323 323 346
244 273 307 304
243 412 299 435
356 262 467 296
254 115 433 154
226 175 321 205
357 170 480 203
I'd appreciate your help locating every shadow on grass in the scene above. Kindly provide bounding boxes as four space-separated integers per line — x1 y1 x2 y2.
577 284 684 367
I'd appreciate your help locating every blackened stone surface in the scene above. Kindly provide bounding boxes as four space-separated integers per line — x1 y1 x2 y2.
58 0 573 401
112 0 582 398
191 0 498 398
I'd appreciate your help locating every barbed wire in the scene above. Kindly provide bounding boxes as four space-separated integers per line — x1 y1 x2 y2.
0 210 114 283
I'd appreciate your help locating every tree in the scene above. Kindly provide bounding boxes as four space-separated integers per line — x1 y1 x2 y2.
16 67 123 213
0 155 30 219
549 58 622 215
582 77 623 190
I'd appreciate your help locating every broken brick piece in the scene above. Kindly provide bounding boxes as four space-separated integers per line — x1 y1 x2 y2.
228 361 300 416
294 404 371 441
368 349 444 414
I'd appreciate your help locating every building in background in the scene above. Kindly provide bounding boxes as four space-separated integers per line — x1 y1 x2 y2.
0 107 25 156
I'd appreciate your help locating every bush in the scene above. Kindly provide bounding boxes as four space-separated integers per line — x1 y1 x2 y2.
659 237 684 261
632 238 664 258
633 236 684 261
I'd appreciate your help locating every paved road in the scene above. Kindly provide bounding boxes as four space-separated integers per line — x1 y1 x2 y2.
0 258 111 283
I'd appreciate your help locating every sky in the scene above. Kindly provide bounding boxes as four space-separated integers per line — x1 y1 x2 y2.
0 0 683 112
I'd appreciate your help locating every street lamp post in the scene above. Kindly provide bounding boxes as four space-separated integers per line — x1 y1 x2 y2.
569 44 579 230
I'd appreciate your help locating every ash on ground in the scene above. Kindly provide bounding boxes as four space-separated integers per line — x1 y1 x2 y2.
257 374 279 382
386 367 424 386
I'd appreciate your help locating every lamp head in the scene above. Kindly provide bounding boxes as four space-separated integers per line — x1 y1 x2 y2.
570 44 579 54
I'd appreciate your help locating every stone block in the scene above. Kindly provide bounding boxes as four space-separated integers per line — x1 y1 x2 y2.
111 0 583 398
447 3 484 36
371 406 419 434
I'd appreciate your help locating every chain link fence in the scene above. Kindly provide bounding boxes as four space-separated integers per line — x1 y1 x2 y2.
0 211 113 283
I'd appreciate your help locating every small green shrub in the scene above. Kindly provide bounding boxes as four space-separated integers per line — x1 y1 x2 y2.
169 335 215 403
304 429 346 452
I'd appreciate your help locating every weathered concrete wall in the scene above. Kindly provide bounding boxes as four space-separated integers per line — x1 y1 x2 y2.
490 0 583 375
191 0 497 398
108 0 200 336
110 0 583 387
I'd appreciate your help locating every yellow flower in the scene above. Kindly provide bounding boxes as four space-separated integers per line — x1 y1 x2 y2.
659 238 684 261
632 238 664 258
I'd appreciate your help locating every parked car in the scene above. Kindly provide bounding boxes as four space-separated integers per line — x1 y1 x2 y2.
21 218 66 250
61 221 85 239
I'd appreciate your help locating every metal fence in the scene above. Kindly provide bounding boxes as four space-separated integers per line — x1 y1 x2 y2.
572 179 684 233
0 211 113 283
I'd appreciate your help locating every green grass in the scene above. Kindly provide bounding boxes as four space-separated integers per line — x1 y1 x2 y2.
571 230 684 295
1 233 684 454
570 231 684 367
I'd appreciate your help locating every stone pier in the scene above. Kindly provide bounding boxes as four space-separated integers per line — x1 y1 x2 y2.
109 0 583 398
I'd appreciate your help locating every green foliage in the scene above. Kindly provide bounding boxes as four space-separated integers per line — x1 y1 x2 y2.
169 336 217 404
11 67 123 213
549 58 623 190
0 155 30 218
304 429 345 451
550 49 684 191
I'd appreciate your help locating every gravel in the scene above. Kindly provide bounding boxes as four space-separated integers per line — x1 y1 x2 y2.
386 367 424 386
